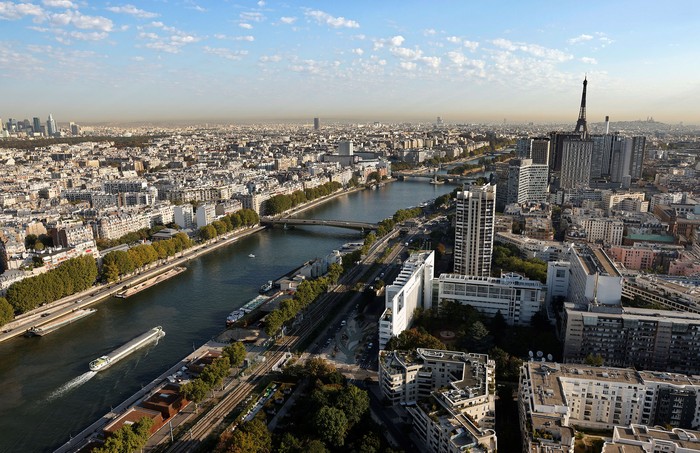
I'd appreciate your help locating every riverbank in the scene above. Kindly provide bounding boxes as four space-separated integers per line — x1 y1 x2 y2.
0 187 369 344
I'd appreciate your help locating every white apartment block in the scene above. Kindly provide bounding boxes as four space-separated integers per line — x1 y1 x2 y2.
520 361 700 453
173 204 194 230
454 184 495 277
578 218 624 246
102 179 148 194
546 261 570 306
379 251 434 349
509 159 549 204
195 203 217 229
379 348 497 453
603 425 700 452
603 191 648 214
568 245 623 306
437 272 545 326
93 212 151 240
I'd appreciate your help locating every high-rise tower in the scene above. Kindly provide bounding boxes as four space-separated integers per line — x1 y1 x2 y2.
574 76 588 138
47 114 56 136
454 183 496 277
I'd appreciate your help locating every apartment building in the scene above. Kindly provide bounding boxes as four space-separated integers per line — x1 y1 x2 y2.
520 361 700 452
563 304 700 374
379 348 497 453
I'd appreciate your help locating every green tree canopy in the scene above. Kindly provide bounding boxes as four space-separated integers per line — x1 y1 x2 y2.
313 406 348 448
223 341 247 367
0 297 14 326
336 384 369 426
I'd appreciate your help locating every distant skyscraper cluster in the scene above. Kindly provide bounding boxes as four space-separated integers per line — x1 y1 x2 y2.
0 113 80 138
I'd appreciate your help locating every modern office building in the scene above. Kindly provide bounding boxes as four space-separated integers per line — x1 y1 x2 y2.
454 183 496 277
590 133 614 179
559 139 593 189
313 117 320 130
611 136 647 183
437 272 545 326
46 113 56 136
379 348 497 452
505 158 549 205
530 137 551 165
32 117 42 135
338 140 354 156
379 251 434 349
563 304 700 374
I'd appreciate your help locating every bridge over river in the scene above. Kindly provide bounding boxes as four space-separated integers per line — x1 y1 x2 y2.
261 217 378 231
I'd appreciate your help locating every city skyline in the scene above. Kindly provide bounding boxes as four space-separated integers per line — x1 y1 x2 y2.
1 1 699 123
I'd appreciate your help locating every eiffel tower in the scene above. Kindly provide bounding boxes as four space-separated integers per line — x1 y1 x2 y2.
574 76 588 138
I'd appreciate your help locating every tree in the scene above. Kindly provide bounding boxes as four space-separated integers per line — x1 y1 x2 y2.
385 328 445 351
277 432 303 453
199 224 217 240
93 416 154 453
357 432 381 453
223 341 247 367
180 378 208 403
306 440 329 453
0 297 14 326
103 262 121 283
313 406 348 448
336 384 369 425
585 353 604 367
33 241 45 251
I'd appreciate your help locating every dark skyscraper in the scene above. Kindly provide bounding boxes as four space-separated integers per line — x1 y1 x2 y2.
313 117 320 131
32 117 42 135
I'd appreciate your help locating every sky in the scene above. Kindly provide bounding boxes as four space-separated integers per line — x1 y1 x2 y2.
1 0 700 124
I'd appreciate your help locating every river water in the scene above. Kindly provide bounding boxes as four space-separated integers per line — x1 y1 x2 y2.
0 180 454 452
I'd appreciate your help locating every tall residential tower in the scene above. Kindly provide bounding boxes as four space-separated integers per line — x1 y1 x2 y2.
454 183 496 276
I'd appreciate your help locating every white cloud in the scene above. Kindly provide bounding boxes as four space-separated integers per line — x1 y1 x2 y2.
214 33 226 40
170 34 198 44
568 34 593 45
233 35 254 42
580 56 598 64
391 46 421 60
389 35 404 46
0 2 44 20
42 0 75 8
49 10 114 31
351 48 364 55
259 54 281 62
463 40 479 52
138 23 201 54
203 46 248 61
305 9 359 29
423 28 436 36
447 50 485 69
257 0 265 6
422 56 440 69
240 11 264 22
399 61 416 71
492 38 572 62
106 4 158 19
280 16 296 24
239 23 253 29
446 36 461 44
595 32 614 47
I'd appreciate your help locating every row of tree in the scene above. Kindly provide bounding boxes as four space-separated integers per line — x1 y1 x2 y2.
5 255 98 314
263 263 343 337
0 297 13 325
102 232 193 282
93 417 154 453
263 181 343 216
197 208 259 241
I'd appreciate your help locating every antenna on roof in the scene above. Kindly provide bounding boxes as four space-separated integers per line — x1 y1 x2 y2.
547 354 553 362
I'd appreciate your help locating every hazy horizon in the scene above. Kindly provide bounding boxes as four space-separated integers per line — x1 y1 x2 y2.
2 1 700 124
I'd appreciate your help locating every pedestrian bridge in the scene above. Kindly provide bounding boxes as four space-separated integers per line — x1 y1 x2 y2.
261 217 378 231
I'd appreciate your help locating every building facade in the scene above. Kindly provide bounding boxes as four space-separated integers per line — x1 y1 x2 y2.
454 184 496 277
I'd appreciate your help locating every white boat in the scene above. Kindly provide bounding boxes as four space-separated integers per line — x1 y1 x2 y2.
89 326 165 372
248 253 255 258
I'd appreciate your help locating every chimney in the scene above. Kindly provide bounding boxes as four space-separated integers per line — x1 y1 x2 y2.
605 115 610 135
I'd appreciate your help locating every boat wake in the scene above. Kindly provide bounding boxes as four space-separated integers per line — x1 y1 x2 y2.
47 371 97 401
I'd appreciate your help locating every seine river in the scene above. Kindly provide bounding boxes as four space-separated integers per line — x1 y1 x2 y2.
0 180 453 452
